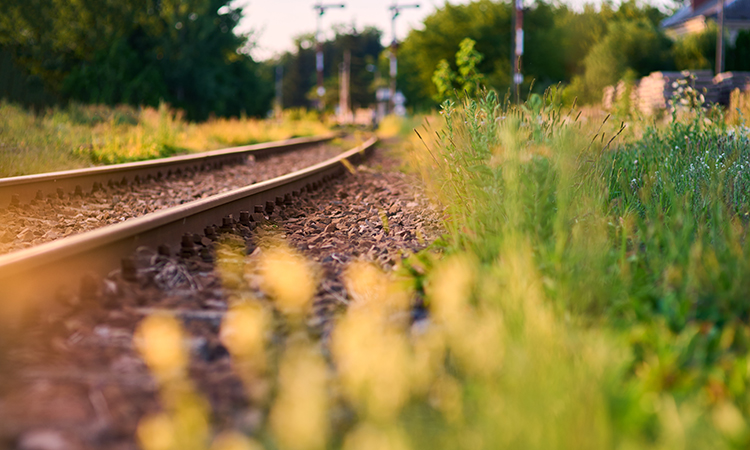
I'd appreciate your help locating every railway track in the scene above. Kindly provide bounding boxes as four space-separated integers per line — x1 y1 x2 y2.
0 136 375 335
0 134 335 207
0 135 443 450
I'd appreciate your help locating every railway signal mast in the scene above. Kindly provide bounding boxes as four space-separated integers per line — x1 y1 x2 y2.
388 2 419 114
313 2 345 111
513 0 524 103
716 0 725 74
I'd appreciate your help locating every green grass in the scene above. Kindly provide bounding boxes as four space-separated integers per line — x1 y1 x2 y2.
0 101 330 177
0 102 90 176
400 89 750 448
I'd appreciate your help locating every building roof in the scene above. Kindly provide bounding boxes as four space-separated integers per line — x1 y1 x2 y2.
661 0 750 29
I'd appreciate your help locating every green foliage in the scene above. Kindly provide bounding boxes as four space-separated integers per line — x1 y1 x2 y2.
455 38 485 97
397 0 512 109
728 31 750 71
674 27 750 72
0 46 57 110
399 0 669 108
612 69 639 118
673 24 717 70
0 0 272 120
277 26 383 112
432 60 455 104
431 38 485 103
568 18 674 104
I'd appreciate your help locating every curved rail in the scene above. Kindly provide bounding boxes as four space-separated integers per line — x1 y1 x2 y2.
0 133 337 206
0 137 378 334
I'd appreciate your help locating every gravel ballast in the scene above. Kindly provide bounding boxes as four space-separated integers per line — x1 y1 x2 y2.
0 142 345 256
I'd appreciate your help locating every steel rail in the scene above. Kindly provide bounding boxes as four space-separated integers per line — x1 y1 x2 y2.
0 137 378 334
0 133 337 207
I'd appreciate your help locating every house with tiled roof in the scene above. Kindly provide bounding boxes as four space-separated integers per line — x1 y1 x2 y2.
661 0 750 42
602 0 750 114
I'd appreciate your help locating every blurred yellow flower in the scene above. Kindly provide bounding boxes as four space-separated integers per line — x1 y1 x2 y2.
259 245 317 318
210 431 265 450
450 309 504 378
216 238 249 291
410 328 446 395
430 374 464 424
269 344 329 450
220 302 270 369
425 255 476 329
332 308 412 421
135 314 188 380
137 413 176 450
344 261 410 315
341 423 410 450
136 388 211 450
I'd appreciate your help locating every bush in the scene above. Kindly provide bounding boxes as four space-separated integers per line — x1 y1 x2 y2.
569 19 674 104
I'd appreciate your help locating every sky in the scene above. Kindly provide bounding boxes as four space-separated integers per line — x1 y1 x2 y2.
236 0 472 61
236 0 674 61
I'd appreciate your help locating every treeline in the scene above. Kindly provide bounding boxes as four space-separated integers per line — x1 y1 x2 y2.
0 0 272 120
273 0 750 111
277 26 384 111
396 0 750 108
2 0 748 117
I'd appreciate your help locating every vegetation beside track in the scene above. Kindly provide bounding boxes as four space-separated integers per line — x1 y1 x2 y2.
0 101 329 177
7 90 750 448
396 88 750 448
132 88 750 450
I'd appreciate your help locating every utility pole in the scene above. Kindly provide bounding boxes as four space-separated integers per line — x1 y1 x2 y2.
275 64 283 119
339 50 351 124
716 0 725 74
313 2 345 111
513 0 524 104
388 2 419 114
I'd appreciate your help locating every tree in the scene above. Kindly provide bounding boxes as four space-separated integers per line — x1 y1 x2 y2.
673 26 750 72
277 26 383 112
396 0 674 108
0 0 272 119
397 0 512 109
673 23 717 71
727 31 750 71
432 38 485 102
565 7 672 104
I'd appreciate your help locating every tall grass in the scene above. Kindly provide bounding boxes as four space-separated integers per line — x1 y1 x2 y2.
0 102 90 176
728 88 750 125
0 102 330 177
402 89 750 447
